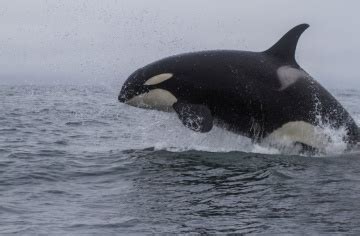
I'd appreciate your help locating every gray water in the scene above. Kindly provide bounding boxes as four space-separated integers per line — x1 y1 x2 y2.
1 85 360 234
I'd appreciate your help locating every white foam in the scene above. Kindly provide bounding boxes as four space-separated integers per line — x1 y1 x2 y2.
120 105 354 156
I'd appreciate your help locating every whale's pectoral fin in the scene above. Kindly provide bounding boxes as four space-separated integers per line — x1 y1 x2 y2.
173 101 213 132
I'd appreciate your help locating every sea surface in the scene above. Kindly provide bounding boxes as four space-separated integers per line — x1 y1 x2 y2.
1 85 360 234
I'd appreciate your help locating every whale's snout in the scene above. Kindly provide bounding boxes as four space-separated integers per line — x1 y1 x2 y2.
118 86 129 103
118 93 126 103
118 82 147 104
118 69 145 104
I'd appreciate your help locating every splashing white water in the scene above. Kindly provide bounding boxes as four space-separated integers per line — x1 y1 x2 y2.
121 105 352 156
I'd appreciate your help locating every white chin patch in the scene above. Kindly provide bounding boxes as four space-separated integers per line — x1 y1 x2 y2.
263 121 330 151
125 89 177 111
144 73 173 86
277 66 308 90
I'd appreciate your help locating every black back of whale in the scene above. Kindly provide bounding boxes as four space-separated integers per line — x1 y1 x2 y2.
120 24 360 144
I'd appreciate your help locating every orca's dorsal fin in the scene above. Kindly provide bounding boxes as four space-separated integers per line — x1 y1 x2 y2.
265 24 309 63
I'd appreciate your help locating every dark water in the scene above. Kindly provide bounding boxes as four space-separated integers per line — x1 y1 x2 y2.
1 85 360 234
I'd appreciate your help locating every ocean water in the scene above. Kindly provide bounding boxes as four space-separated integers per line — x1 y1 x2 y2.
1 85 360 234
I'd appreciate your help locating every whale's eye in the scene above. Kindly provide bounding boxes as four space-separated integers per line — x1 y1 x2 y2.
144 73 173 86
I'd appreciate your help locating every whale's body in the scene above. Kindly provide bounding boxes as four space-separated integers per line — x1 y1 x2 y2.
119 24 359 151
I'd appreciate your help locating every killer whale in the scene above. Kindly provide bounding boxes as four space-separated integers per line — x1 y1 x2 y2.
118 24 359 151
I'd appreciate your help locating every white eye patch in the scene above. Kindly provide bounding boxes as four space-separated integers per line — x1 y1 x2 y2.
144 73 173 86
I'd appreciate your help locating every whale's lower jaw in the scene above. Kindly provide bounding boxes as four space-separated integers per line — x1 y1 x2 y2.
125 89 177 112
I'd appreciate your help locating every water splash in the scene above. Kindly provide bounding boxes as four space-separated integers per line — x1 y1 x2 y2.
130 107 351 156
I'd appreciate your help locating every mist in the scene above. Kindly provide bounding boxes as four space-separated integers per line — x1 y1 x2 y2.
1 0 360 89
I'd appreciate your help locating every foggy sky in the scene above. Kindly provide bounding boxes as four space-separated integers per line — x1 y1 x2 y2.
1 0 360 88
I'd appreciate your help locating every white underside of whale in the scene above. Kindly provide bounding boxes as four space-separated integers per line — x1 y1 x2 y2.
263 121 330 151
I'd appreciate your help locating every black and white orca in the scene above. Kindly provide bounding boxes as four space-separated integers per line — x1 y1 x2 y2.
118 24 359 151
